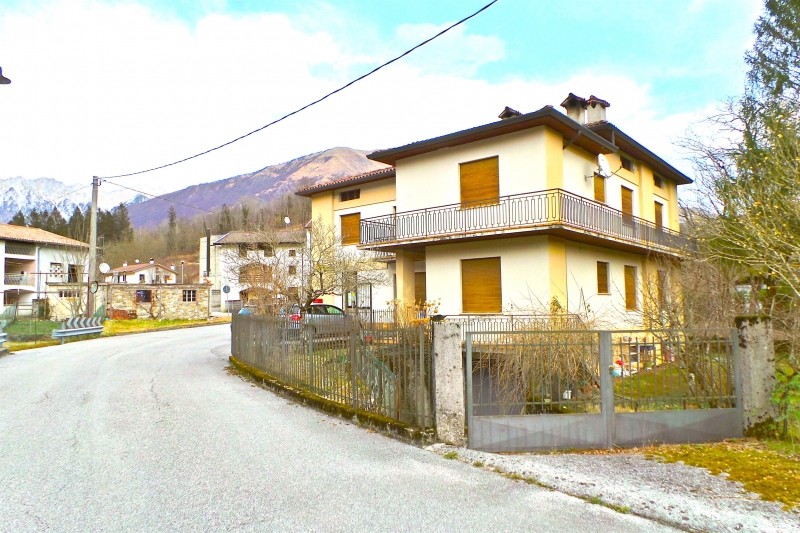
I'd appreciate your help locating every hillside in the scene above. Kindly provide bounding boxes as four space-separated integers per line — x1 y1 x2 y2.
127 147 388 227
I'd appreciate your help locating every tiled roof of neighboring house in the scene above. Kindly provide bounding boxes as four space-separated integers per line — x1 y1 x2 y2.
110 262 178 274
295 167 396 197
0 223 89 248
586 121 693 185
367 106 617 166
212 229 305 245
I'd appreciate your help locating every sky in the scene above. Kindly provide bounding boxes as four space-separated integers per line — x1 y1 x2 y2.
0 0 763 202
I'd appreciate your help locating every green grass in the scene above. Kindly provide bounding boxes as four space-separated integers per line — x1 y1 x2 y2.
613 362 733 409
443 451 458 459
102 318 219 335
4 320 60 337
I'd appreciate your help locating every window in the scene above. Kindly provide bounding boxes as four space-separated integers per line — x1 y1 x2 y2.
340 213 361 245
288 265 297 275
139 274 146 283
324 305 344 315
620 155 634 172
50 262 64 282
461 257 502 313
135 290 152 303
288 249 296 257
597 262 610 294
155 275 161 283
67 264 79 283
121 274 127 283
182 290 197 302
460 156 499 208
653 174 664 189
621 186 634 223
415 272 427 302
340 189 360 202
654 202 664 229
58 290 78 298
624 266 637 310
165 276 171 282
594 175 606 203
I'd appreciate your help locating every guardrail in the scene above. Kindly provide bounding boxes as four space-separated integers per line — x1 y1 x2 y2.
3 274 32 286
360 188 694 253
52 317 105 344
0 332 8 355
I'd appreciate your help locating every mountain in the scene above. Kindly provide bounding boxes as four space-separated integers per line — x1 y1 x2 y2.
127 147 388 227
0 176 147 223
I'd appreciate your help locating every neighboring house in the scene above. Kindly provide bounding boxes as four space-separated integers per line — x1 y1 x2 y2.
296 94 693 326
105 259 178 284
210 229 305 312
102 282 210 321
0 222 89 319
199 234 224 311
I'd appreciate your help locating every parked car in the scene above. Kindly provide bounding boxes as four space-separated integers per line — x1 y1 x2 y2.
283 303 354 335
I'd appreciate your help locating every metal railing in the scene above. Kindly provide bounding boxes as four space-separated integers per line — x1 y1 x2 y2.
4 274 32 286
360 188 694 253
447 314 584 341
231 313 434 428
5 243 35 256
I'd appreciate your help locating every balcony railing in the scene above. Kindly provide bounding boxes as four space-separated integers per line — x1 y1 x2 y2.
4 274 32 286
5 243 35 256
360 188 694 253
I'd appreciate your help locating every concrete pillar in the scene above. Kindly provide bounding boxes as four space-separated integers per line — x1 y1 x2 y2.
547 237 567 311
735 316 779 435
395 249 415 304
432 322 465 446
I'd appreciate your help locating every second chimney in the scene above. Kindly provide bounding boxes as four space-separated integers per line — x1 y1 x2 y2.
560 93 587 124
586 95 610 124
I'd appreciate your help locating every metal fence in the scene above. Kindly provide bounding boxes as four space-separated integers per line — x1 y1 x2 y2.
360 188 695 253
231 313 434 428
466 328 742 452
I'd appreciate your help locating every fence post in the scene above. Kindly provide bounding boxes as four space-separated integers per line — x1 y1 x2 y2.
598 331 614 450
735 316 779 435
433 322 465 446
350 327 358 410
308 325 315 392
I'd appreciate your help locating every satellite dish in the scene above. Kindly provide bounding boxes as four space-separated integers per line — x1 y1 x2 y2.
284 216 291 225
597 154 612 178
98 263 111 274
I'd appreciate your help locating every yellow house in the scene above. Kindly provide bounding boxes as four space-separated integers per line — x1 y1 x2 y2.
296 94 692 326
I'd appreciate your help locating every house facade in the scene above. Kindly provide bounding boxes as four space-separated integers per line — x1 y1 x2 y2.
105 260 178 284
0 223 89 318
297 95 692 326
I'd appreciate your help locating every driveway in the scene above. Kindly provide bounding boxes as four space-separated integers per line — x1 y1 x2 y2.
0 325 680 532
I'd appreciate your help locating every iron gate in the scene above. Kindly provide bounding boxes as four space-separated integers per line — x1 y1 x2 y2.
466 329 743 452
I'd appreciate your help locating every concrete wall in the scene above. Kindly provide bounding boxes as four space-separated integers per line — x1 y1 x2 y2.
105 283 210 320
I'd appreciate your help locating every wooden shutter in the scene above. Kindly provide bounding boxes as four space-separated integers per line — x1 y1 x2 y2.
461 257 502 313
624 265 637 310
415 272 427 303
621 186 633 223
460 157 499 208
597 261 609 294
594 175 606 203
340 213 361 245
654 202 663 229
657 269 667 309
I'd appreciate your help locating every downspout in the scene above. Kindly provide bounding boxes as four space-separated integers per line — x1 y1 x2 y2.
36 245 41 299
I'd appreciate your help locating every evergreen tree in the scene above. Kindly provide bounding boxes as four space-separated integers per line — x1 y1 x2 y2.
166 206 177 253
9 211 26 226
44 209 68 236
114 203 134 242
28 209 43 229
67 206 86 240
241 203 250 230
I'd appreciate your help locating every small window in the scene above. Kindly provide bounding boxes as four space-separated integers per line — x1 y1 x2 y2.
324 305 344 315
620 155 634 172
165 275 171 282
461 257 502 313
288 265 297 275
621 186 634 223
653 174 664 189
182 290 196 302
139 274 146 283
288 249 296 257
121 274 127 283
67 264 79 283
597 262 610 294
58 290 78 298
136 290 152 303
594 175 606 203
460 156 500 208
340 213 361 245
155 275 161 283
654 202 664 229
340 189 360 202
624 266 637 311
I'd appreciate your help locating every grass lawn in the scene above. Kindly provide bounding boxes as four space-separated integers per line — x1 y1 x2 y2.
4 320 60 337
102 317 229 336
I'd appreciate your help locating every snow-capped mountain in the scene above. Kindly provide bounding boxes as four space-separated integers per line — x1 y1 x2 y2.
0 176 149 222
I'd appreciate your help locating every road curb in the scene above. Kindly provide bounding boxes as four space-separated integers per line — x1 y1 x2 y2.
228 355 436 446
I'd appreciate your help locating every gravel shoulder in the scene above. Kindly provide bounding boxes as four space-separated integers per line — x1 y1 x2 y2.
427 443 800 533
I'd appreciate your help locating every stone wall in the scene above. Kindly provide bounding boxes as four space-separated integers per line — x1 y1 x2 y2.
103 283 210 321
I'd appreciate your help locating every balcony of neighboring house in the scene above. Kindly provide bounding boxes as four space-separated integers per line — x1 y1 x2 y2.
4 242 36 258
3 259 37 288
359 188 695 257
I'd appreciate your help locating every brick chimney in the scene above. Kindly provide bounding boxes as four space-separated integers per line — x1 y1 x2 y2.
586 95 610 124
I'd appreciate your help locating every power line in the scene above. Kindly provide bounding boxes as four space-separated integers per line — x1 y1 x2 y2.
51 183 92 202
102 179 211 213
99 0 500 179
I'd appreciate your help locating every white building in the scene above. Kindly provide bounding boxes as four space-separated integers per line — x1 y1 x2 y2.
105 259 178 284
0 222 89 318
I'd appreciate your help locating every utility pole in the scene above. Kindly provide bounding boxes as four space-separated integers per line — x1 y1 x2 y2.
85 176 100 318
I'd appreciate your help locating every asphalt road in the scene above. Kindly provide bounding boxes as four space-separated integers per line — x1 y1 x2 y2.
0 325 681 532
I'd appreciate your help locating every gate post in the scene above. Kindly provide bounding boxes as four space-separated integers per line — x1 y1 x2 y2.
735 316 778 435
433 322 464 446
598 331 614 449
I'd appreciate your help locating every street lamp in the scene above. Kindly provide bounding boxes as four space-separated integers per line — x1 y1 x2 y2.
0 67 11 85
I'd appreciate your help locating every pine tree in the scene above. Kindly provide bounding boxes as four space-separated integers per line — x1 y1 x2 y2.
68 206 86 240
166 205 177 253
28 209 43 229
114 203 134 242
9 211 26 226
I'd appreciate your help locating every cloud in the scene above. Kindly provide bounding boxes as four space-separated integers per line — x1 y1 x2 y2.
0 0 720 202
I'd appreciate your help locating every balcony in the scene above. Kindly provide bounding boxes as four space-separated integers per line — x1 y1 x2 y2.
359 189 694 255
4 274 33 286
5 243 35 256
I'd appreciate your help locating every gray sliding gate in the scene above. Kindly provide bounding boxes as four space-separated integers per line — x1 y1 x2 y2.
466 328 743 452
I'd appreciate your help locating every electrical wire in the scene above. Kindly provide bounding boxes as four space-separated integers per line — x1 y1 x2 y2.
102 179 211 213
99 0 500 179
51 183 92 202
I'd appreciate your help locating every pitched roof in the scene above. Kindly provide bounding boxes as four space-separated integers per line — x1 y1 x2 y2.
109 262 178 274
295 167 396 197
367 106 617 165
0 223 89 248
212 229 305 245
